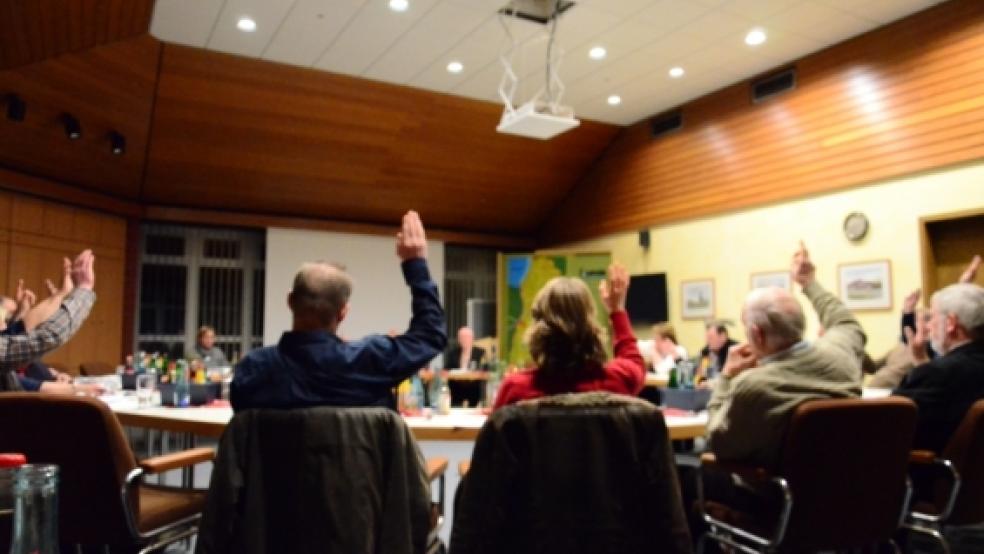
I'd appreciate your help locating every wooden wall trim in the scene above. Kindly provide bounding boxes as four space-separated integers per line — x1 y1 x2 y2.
0 166 141 217
143 205 536 250
541 0 984 245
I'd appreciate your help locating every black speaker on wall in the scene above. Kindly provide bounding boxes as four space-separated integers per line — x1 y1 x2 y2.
639 229 650 249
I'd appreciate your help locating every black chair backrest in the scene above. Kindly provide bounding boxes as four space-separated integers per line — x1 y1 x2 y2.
450 392 692 554
778 397 917 551
943 399 984 525
0 393 138 545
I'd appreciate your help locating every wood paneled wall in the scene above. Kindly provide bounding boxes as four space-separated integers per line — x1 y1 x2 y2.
0 35 160 198
143 44 619 236
542 0 984 244
0 190 126 373
0 0 155 69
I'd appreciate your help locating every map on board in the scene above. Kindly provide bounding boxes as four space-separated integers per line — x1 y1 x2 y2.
499 252 612 365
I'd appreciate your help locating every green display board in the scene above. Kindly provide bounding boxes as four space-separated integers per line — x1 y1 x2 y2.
498 252 612 365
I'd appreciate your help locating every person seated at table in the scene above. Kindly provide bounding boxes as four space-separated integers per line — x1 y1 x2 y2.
699 320 736 381
651 322 687 379
444 326 487 407
1 250 98 391
867 256 979 388
706 241 863 468
893 281 984 453
677 242 863 541
230 211 447 411
493 263 645 409
189 325 229 369
16 360 103 396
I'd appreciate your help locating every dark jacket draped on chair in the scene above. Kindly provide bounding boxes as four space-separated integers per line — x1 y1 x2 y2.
196 406 431 554
450 392 693 554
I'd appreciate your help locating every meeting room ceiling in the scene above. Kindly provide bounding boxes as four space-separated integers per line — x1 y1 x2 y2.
150 0 946 126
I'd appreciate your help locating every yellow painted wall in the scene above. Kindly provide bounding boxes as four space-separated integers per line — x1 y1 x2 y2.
544 159 984 357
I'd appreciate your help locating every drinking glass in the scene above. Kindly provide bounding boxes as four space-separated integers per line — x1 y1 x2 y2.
136 374 156 408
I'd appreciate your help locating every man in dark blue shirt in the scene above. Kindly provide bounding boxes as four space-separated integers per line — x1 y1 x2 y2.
230 211 447 411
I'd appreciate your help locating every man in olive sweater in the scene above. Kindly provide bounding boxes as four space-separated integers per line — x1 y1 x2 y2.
706 242 864 470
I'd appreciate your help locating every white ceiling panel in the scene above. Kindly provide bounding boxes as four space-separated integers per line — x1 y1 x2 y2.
149 0 225 48
364 2 489 83
719 0 805 20
766 3 877 46
262 0 368 67
313 0 440 76
207 0 299 58
150 0 948 125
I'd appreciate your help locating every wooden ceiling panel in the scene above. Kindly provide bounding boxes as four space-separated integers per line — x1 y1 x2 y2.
0 0 155 69
0 34 161 199
143 44 619 236
542 0 984 244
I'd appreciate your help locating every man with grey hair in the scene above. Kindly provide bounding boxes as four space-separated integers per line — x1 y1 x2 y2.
706 242 864 469
231 211 447 411
894 281 984 453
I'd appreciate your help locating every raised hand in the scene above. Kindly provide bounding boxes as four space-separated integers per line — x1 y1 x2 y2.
396 211 427 261
791 240 816 287
15 279 36 315
902 289 921 314
721 343 758 378
959 254 981 284
598 262 629 314
904 316 930 365
44 258 75 298
71 249 96 290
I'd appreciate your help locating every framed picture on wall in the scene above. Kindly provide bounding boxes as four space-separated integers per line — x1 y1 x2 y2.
838 260 893 310
681 279 715 320
750 270 791 291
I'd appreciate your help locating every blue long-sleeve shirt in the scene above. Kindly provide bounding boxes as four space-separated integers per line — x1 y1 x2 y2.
230 258 447 412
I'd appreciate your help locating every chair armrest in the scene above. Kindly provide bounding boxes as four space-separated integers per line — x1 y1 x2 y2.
458 460 471 477
426 457 449 482
909 450 937 464
700 452 773 483
138 447 215 474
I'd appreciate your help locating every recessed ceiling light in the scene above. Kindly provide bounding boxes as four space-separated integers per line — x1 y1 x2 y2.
236 17 256 32
588 46 607 60
669 66 685 78
389 0 409 12
447 61 464 74
745 28 767 46
607 95 621 106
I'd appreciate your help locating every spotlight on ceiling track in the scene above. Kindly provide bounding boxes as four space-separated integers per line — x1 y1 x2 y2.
60 113 81 140
109 131 126 155
4 94 26 121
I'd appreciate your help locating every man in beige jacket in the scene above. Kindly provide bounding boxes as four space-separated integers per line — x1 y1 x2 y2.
706 242 864 470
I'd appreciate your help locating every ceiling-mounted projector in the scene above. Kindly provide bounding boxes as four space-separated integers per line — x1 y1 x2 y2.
497 99 580 140
495 0 579 140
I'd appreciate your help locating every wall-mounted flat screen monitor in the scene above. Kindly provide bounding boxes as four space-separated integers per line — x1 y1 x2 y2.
624 273 668 324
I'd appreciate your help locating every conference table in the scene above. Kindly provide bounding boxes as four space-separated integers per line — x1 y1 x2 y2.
108 397 710 442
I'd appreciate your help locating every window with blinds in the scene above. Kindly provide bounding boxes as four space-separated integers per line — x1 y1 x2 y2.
444 245 497 342
135 224 265 361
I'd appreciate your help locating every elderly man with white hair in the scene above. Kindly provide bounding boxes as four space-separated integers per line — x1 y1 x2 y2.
893 281 984 453
706 242 864 469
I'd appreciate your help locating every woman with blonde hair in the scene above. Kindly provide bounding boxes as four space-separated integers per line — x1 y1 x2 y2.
493 263 645 408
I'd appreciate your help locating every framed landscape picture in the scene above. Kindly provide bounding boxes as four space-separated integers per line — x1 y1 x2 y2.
839 260 892 310
681 279 715 320
750 270 791 291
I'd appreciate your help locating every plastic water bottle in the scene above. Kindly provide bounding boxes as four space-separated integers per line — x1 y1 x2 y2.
410 376 425 415
174 360 191 407
437 383 452 416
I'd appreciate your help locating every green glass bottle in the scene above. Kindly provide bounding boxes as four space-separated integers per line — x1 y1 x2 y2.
668 365 679 389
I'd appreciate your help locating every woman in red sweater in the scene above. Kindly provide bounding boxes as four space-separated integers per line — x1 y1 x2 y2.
493 263 645 409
